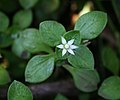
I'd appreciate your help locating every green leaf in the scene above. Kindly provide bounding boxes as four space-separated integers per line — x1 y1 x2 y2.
19 0 39 9
0 12 9 32
25 55 54 83
98 76 120 100
64 30 81 45
13 10 32 29
39 21 66 46
68 45 94 70
63 65 100 92
12 37 31 59
8 80 33 100
74 11 107 39
0 33 13 48
101 47 119 75
21 28 53 53
0 66 11 85
54 94 68 100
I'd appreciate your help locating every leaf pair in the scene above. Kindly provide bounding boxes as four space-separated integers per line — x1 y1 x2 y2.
39 11 107 46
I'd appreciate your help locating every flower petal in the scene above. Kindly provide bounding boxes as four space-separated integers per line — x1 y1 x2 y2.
68 49 75 55
61 37 67 44
70 45 78 49
57 44 64 49
68 39 74 45
62 49 67 56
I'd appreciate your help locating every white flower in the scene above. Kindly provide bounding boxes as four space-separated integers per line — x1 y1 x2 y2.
57 37 78 56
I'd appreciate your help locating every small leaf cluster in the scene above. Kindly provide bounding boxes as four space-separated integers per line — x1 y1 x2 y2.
1 0 120 100
22 11 107 93
0 4 110 98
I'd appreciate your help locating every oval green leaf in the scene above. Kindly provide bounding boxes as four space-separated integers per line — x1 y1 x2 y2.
19 0 39 9
8 80 33 100
64 30 81 45
68 45 94 70
39 21 66 46
25 55 54 83
64 65 100 92
101 47 119 75
21 28 53 53
13 10 32 29
74 11 107 39
0 12 9 32
98 76 120 100
0 66 11 85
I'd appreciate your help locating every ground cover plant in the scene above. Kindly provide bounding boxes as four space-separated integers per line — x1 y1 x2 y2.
0 0 120 100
